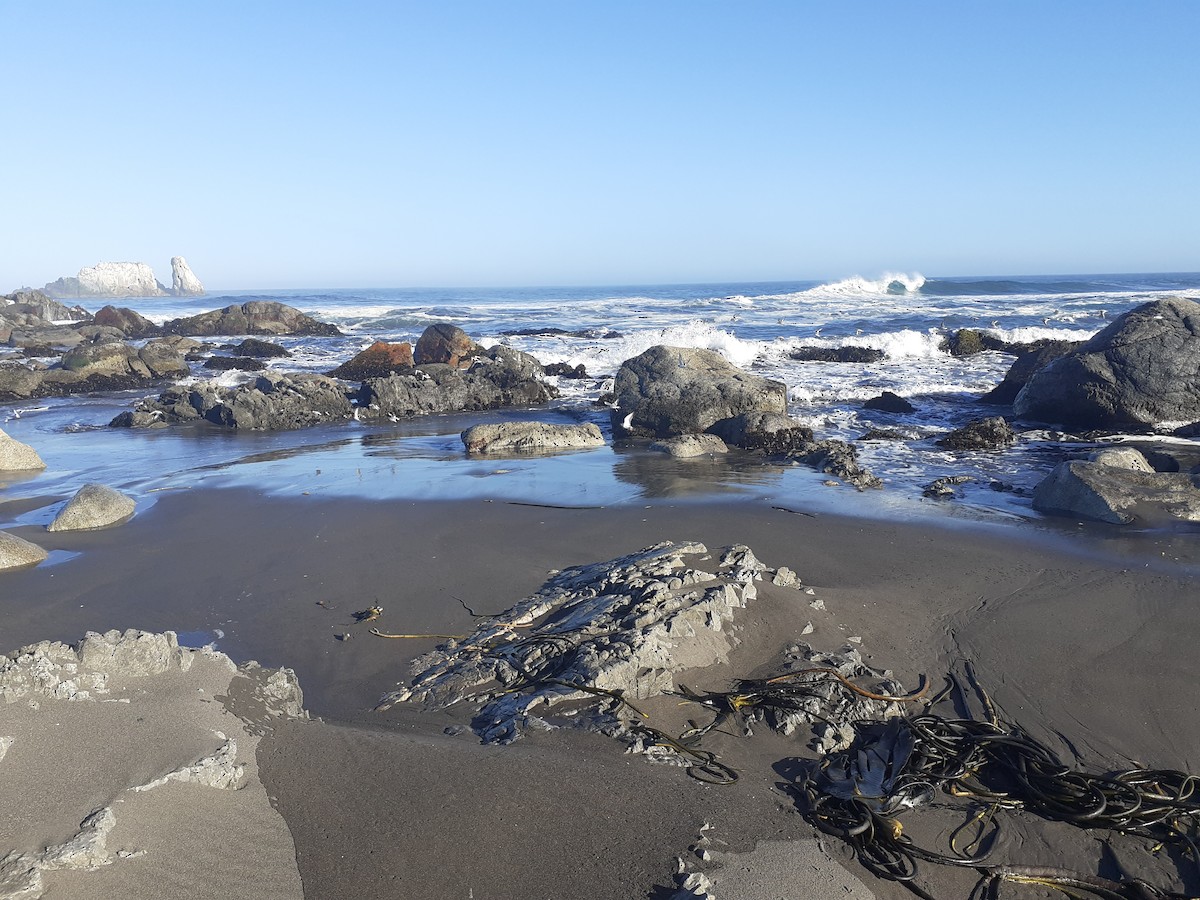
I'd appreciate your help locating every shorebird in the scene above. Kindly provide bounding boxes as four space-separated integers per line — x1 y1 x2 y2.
814 327 824 337
621 412 634 430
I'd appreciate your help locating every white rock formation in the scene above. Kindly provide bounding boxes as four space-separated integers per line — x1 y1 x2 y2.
44 262 167 299
170 256 205 296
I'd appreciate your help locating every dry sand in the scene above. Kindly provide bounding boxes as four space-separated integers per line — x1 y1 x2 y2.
2 489 1199 899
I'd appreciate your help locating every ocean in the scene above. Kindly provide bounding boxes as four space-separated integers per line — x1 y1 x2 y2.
4 271 1200 529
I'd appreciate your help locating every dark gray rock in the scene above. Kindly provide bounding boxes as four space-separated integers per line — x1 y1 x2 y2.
1032 460 1200 525
115 373 353 431
863 391 915 413
543 362 588 379
936 417 1016 451
0 289 90 323
203 356 266 372
229 338 290 358
164 301 341 337
923 475 974 499
357 346 555 420
980 340 1081 405
1014 297 1200 428
92 305 161 338
707 412 813 453
611 346 787 439
789 346 885 363
785 439 882 490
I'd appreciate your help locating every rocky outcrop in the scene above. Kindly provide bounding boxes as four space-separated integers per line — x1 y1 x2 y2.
170 256 204 295
113 372 353 431
328 341 414 380
649 434 729 458
980 340 1081 405
1032 458 1200 525
0 428 46 470
936 416 1016 451
203 356 266 372
44 262 168 298
0 289 90 322
376 542 764 744
228 338 289 358
414 324 482 368
707 412 813 453
0 530 47 571
611 346 788 439
93 305 161 338
164 301 341 337
47 484 136 532
1014 297 1200 428
0 339 189 401
461 422 604 454
356 346 556 420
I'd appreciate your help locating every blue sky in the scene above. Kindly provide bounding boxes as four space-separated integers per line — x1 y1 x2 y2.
2 2 1197 290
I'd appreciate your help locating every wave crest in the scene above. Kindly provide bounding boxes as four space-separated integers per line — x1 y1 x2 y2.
802 272 927 297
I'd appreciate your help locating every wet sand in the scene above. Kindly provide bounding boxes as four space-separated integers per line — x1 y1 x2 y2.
3 489 1200 898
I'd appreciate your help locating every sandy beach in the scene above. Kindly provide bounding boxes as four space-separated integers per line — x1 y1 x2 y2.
3 487 1199 899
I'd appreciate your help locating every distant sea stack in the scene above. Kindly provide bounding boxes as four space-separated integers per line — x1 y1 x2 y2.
44 258 205 299
171 256 204 295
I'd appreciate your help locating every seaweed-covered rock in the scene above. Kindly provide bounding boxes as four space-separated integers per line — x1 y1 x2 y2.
786 440 882 490
1033 460 1200 525
611 345 787 439
939 329 1010 357
707 412 813 453
48 484 136 532
164 301 341 337
461 422 604 454
543 362 588 379
357 346 555 420
863 392 915 413
1 340 190 399
789 346 885 363
936 417 1016 451
0 428 46 471
328 340 414 380
1014 298 1200 428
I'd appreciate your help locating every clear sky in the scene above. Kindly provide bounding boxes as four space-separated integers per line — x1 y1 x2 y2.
2 1 1197 290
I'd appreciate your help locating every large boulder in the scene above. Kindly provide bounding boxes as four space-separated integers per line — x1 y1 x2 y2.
461 422 604 454
1032 460 1200 525
164 301 341 337
44 262 168 298
413 324 482 368
47 483 136 532
611 346 787 439
1014 297 1200 428
328 341 414 380
980 340 1081 405
0 428 46 470
93 305 161 338
114 372 354 431
0 363 44 401
357 347 555 420
0 531 47 571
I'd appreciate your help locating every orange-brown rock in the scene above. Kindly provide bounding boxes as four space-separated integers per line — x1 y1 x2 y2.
328 341 414 380
413 324 480 368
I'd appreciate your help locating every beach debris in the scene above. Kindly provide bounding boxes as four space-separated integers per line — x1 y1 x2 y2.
376 541 761 744
316 599 336 610
352 606 383 623
369 628 467 640
791 665 1200 899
